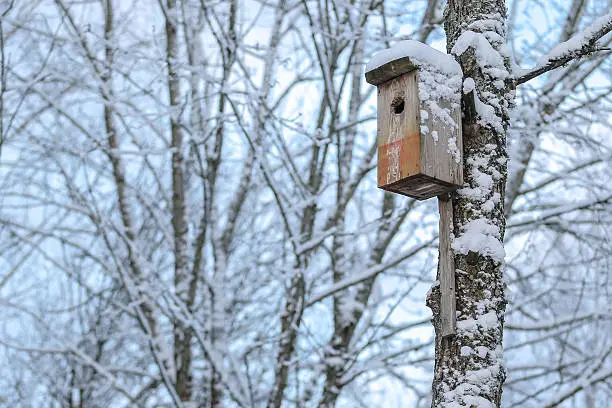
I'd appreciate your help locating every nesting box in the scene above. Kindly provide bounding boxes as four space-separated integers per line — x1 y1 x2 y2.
365 54 463 200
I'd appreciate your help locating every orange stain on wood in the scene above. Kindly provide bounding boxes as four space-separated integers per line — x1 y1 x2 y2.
377 131 420 187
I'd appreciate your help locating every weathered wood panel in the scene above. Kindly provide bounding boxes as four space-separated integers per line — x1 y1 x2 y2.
420 82 463 187
438 193 456 337
366 56 417 86
377 71 420 187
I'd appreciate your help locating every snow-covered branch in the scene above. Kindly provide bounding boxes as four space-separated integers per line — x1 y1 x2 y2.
516 11 612 85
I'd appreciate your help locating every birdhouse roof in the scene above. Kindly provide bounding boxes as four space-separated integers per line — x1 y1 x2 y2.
365 40 462 86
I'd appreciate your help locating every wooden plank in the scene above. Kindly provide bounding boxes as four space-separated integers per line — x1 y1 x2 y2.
365 56 418 86
420 74 463 187
380 173 458 200
438 193 456 337
377 71 420 187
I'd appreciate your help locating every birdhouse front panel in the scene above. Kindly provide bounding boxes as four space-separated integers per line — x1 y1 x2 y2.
376 70 420 187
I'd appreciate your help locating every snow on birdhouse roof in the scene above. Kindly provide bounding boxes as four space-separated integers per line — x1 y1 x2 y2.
365 40 462 77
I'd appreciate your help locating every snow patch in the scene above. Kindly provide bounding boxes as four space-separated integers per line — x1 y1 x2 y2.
457 311 499 334
452 31 507 83
463 395 495 408
453 21 510 134
365 40 461 75
463 78 504 133
447 137 461 163
475 346 489 358
452 218 505 262
460 346 473 357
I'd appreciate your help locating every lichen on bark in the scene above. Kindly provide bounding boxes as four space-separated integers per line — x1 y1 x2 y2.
428 1 514 407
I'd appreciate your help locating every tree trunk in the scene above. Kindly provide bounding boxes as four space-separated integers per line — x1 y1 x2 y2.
428 1 513 407
161 0 193 402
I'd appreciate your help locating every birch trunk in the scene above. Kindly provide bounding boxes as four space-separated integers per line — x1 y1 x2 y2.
428 1 513 407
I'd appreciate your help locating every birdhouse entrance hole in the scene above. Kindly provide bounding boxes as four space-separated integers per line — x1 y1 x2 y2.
392 96 404 114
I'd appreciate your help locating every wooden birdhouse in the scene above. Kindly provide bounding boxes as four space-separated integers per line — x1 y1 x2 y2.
365 42 464 200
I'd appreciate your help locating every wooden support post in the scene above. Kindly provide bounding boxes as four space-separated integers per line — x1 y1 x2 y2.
438 193 456 337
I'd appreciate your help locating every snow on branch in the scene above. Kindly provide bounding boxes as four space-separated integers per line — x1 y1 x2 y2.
516 11 612 85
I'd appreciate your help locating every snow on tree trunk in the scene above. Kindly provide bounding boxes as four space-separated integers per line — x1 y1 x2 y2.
427 1 514 407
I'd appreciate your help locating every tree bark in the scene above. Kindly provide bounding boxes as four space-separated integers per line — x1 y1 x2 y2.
161 0 193 402
428 1 513 407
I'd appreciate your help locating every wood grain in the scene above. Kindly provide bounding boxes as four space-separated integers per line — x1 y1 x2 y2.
438 193 456 337
377 71 420 187
420 76 464 187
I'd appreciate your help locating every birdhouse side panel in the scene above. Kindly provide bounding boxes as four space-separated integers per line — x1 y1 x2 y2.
376 71 421 188
419 96 464 187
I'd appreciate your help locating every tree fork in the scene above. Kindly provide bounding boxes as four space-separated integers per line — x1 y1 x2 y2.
428 1 513 407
